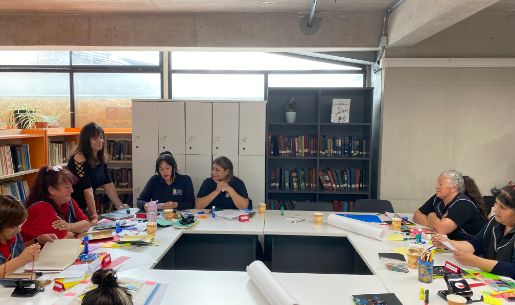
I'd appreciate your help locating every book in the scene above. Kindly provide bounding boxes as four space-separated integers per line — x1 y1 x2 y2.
29 239 82 271
330 98 351 123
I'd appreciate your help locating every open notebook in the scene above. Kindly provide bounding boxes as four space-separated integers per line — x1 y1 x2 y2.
27 239 82 272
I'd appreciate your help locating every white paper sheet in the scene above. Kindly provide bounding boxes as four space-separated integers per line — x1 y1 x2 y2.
246 261 298 305
442 240 457 251
216 210 246 220
327 213 387 240
55 264 88 279
30 239 82 271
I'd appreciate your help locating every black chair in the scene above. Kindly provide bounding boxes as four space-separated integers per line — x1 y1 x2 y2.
483 196 496 216
293 201 334 211
352 199 394 213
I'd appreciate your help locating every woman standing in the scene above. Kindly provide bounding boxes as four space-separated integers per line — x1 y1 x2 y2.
195 156 250 210
67 122 126 225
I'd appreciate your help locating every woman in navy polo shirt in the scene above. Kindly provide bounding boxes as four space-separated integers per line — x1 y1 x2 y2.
433 186 515 278
195 156 250 210
137 151 194 211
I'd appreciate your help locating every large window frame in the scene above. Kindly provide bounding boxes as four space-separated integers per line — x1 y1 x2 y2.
0 52 164 127
168 52 367 101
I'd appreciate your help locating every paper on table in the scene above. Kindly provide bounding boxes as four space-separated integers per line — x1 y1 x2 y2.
246 261 298 305
327 213 387 240
216 210 246 220
56 264 88 279
442 240 457 251
30 239 82 271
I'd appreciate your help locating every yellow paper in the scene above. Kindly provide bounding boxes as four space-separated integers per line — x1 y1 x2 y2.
392 247 408 256
387 233 404 241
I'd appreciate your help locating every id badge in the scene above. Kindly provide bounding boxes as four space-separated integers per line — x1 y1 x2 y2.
172 188 183 196
225 192 231 198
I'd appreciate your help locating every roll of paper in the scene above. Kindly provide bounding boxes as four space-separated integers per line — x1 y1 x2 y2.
246 261 298 305
327 213 387 240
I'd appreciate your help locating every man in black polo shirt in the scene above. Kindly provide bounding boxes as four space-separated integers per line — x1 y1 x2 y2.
432 186 515 278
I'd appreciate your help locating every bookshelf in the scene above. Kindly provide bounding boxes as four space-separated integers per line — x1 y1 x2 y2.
0 129 47 202
46 128 80 167
266 87 377 212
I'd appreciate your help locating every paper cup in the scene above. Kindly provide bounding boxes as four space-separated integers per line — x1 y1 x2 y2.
313 212 323 225
447 294 467 305
164 209 175 220
391 217 402 231
258 203 267 214
407 244 424 269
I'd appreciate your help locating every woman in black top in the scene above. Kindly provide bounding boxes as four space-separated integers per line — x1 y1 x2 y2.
195 156 250 210
137 151 194 211
413 170 486 240
67 122 126 225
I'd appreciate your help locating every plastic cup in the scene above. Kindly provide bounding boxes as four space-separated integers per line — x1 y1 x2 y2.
407 244 424 269
147 222 157 235
258 203 266 214
313 212 323 225
164 209 175 220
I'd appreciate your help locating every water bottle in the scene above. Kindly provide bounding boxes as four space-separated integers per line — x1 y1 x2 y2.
147 200 158 223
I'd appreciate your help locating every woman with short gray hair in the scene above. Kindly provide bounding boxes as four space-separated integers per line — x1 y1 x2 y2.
413 170 486 240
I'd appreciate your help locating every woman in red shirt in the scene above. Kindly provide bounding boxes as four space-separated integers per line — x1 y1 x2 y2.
22 165 91 242
0 195 53 277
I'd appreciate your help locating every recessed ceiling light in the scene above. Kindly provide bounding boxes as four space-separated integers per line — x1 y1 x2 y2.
260 1 274 8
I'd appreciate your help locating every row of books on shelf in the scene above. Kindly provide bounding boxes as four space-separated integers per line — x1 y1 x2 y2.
0 144 31 176
49 141 76 166
266 200 353 212
268 168 317 191
319 136 367 158
319 168 368 191
0 180 29 203
268 135 317 157
109 168 133 188
107 140 132 161
267 135 368 158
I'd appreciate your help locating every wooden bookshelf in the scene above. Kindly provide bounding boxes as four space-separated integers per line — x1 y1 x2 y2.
266 87 377 212
46 128 80 166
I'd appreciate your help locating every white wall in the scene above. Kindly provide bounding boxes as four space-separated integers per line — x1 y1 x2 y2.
380 67 515 212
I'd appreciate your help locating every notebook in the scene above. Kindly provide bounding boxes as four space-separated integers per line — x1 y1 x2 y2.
29 239 82 271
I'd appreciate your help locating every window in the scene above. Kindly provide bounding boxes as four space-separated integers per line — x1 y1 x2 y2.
72 51 160 66
171 74 264 100
0 72 70 127
0 51 69 66
268 73 363 88
74 73 161 128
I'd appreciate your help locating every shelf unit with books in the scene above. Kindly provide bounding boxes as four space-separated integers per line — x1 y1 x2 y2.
46 128 80 167
266 87 378 212
0 129 47 202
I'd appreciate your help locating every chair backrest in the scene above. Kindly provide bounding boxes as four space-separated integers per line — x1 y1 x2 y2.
352 199 394 213
293 201 334 211
483 196 496 216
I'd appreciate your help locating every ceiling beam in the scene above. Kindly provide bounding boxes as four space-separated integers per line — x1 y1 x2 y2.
387 0 502 47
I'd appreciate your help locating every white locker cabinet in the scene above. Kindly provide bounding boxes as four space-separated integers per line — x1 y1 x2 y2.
174 154 186 175
158 102 186 155
213 154 238 177
185 154 212 196
132 102 159 202
186 102 212 155
239 102 266 156
238 155 265 205
212 103 239 156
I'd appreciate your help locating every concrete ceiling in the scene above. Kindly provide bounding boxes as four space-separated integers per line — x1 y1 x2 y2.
0 0 398 14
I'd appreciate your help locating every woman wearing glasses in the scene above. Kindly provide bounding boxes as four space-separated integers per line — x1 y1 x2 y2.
21 165 90 242
67 122 127 225
0 195 57 277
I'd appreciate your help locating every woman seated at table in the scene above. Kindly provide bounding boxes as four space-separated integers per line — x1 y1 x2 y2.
137 151 194 211
413 170 486 240
433 186 515 278
21 165 91 241
195 156 250 210
0 194 58 277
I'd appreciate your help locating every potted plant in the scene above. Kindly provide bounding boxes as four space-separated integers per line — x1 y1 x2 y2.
284 97 298 123
8 104 38 129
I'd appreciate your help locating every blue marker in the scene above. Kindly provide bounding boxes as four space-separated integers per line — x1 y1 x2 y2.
83 235 89 255
115 220 122 234
212 206 216 218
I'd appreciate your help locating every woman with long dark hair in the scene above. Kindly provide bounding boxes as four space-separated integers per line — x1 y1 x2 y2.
137 151 194 211
21 165 90 241
67 122 126 225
